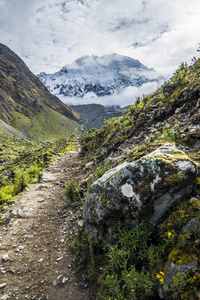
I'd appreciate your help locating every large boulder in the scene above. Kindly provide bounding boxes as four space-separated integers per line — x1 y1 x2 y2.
84 144 197 239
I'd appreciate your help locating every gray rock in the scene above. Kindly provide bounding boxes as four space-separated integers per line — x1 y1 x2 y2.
85 161 94 169
182 218 200 233
155 122 164 129
194 140 200 151
84 144 197 239
0 295 10 300
0 283 6 289
178 144 188 154
40 172 56 182
188 126 200 138
11 208 33 219
163 257 198 286
2 254 9 262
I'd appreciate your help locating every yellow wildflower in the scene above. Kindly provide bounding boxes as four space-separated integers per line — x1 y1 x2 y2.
167 231 174 238
167 231 172 238
156 272 165 285
160 271 164 276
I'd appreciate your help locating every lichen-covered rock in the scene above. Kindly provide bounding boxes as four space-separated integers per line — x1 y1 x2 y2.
84 144 197 239
181 218 200 234
158 257 198 299
163 257 198 287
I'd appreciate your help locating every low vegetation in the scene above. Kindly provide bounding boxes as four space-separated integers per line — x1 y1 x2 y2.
0 134 78 214
10 106 78 141
1 49 200 298
80 60 200 163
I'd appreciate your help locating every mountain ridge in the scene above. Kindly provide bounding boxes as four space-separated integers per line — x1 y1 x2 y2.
71 103 127 130
0 43 79 140
38 53 162 102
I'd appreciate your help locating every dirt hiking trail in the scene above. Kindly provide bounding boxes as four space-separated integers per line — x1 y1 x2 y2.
0 150 93 300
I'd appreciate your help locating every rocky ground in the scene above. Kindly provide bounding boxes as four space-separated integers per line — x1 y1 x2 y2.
0 150 93 300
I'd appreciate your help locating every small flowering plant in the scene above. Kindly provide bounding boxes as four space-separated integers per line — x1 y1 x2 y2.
167 231 175 239
156 271 165 285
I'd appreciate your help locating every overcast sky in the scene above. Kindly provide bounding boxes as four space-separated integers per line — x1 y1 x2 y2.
0 0 199 79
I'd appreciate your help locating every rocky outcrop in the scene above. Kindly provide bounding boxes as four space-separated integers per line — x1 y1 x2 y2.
84 144 197 239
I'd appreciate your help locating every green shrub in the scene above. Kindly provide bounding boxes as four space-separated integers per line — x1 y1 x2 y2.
64 180 81 203
70 219 172 299
68 229 103 282
27 164 41 182
95 161 110 178
0 164 41 210
13 171 29 194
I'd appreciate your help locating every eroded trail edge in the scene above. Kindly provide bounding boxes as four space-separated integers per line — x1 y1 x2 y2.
0 150 91 300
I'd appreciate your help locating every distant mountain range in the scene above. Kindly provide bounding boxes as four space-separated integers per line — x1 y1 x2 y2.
38 54 163 102
71 104 127 130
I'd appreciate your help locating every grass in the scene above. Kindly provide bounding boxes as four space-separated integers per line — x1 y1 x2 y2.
80 59 200 163
11 106 78 142
0 134 78 214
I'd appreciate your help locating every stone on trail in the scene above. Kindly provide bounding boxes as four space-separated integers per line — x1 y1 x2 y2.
84 143 197 240
2 254 9 262
40 172 56 182
0 295 9 300
11 207 33 219
0 283 6 289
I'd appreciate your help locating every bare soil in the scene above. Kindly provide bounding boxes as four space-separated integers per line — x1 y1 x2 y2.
0 150 93 300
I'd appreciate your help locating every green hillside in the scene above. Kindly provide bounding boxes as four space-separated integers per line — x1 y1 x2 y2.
71 59 200 300
80 60 200 162
0 43 79 141
10 105 78 142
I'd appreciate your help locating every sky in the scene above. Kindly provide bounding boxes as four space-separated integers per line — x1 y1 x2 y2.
0 0 200 106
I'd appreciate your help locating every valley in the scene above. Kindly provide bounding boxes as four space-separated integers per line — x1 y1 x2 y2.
0 43 200 299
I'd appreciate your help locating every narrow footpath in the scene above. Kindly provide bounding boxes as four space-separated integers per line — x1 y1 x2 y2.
0 150 92 300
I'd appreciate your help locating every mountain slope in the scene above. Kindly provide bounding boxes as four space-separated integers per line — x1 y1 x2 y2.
0 43 79 140
38 53 162 101
74 60 200 300
80 60 200 161
71 104 127 130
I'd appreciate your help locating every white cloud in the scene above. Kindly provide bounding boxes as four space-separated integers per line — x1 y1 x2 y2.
59 81 161 108
0 0 199 81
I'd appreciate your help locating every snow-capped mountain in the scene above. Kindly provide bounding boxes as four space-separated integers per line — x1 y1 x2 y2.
38 53 162 100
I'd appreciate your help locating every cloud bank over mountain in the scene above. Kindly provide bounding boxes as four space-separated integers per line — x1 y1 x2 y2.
0 0 199 78
59 81 160 108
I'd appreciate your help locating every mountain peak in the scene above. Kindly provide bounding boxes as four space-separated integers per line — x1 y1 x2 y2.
38 53 162 103
67 53 144 70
